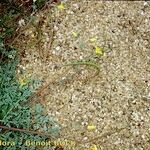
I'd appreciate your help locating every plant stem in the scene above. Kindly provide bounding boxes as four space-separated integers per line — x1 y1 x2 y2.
63 61 100 75
0 125 55 139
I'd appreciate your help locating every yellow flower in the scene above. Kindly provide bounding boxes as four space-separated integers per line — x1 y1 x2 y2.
72 32 78 38
90 144 97 150
90 37 97 43
18 76 28 87
95 46 103 55
57 2 65 10
87 125 96 130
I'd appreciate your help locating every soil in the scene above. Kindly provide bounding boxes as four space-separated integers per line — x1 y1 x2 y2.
14 0 150 149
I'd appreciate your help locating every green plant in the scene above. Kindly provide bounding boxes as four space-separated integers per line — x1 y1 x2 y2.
0 51 60 149
33 0 50 9
0 2 61 149
63 60 100 75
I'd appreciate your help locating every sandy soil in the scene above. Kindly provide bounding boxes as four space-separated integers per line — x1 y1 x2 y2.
15 0 150 149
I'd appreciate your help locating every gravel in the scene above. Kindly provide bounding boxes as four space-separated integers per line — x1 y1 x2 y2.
15 0 150 149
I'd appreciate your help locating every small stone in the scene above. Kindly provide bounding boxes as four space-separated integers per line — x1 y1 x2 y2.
83 137 88 141
144 2 148 6
56 46 60 51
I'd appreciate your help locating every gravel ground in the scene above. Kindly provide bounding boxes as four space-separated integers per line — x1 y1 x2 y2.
15 0 150 149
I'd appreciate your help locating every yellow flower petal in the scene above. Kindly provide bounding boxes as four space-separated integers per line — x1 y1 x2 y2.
90 144 97 150
87 125 96 130
57 3 65 10
90 37 97 43
72 32 78 37
18 76 28 87
95 46 103 55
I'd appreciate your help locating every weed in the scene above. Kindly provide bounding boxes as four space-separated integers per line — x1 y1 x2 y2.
0 2 60 149
63 60 100 75
0 50 60 149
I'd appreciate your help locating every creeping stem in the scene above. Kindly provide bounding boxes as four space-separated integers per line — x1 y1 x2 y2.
63 61 100 75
